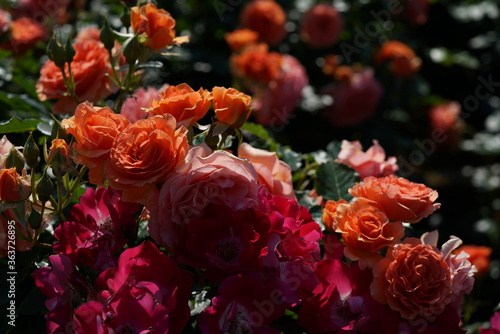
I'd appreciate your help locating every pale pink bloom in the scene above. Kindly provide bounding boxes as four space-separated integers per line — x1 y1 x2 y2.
121 85 168 123
336 139 398 179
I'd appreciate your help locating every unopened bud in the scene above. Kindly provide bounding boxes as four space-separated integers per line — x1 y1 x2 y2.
47 35 66 69
64 37 76 64
28 209 42 230
36 170 54 203
123 35 142 66
47 139 71 177
100 17 115 52
24 132 40 169
5 147 24 174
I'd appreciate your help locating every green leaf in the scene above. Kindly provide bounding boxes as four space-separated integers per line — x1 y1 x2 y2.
278 146 302 171
326 141 342 158
0 117 45 134
315 161 360 202
241 122 277 151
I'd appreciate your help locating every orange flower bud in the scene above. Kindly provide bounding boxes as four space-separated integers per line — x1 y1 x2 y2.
212 87 252 128
47 139 72 176
130 3 187 51
0 168 30 202
225 29 259 52
375 40 421 77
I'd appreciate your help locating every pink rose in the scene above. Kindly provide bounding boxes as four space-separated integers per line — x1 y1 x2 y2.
300 4 343 48
336 139 398 179
252 54 308 128
239 142 294 199
322 68 382 127
121 85 168 123
147 146 259 251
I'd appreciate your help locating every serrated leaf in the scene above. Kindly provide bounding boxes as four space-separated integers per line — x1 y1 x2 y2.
0 117 45 134
315 161 359 202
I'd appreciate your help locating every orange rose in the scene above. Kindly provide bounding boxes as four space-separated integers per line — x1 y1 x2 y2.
300 4 343 49
225 29 259 52
212 87 251 128
375 40 421 77
36 39 119 115
231 43 283 85
429 101 464 149
105 114 189 203
0 168 30 202
332 199 405 268
4 17 46 54
240 0 286 46
349 175 440 223
454 245 492 277
61 102 130 185
131 3 185 50
148 83 211 127
322 199 348 232
238 142 294 199
371 233 475 320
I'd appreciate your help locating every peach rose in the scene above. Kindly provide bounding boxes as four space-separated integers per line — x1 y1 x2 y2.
300 4 343 49
349 175 440 223
61 102 131 185
371 231 475 320
148 83 211 127
332 199 405 269
454 245 492 277
225 29 259 52
105 114 189 203
36 39 118 114
240 0 286 46
429 101 464 149
0 168 30 202
147 146 259 250
321 199 348 232
131 3 185 50
336 140 398 179
212 87 252 128
375 40 421 78
238 143 294 199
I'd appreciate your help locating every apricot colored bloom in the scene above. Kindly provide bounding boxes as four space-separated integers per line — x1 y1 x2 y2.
322 199 348 232
322 68 382 127
371 231 475 320
212 87 252 128
238 142 294 199
231 43 283 85
4 17 46 54
74 26 101 43
37 39 119 114
0 168 30 202
350 175 440 223
148 83 211 127
240 0 286 46
61 102 131 185
332 199 405 269
225 28 259 52
0 135 15 168
375 40 421 77
454 245 492 277
336 140 398 179
131 3 186 50
301 4 343 49
105 114 189 203
429 101 464 149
